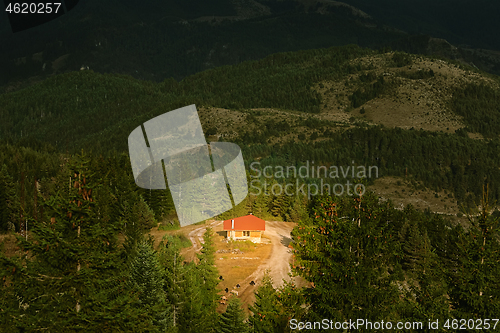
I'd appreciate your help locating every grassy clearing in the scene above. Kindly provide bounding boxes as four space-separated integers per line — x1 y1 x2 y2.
211 225 272 312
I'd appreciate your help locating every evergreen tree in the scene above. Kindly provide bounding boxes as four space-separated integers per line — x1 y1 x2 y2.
270 188 290 220
196 228 220 332
219 296 249 333
129 240 174 332
0 164 17 232
159 235 188 330
249 271 289 333
253 191 270 219
400 229 450 322
398 217 429 272
0 152 150 331
448 187 500 318
130 195 157 230
177 262 207 333
291 192 403 321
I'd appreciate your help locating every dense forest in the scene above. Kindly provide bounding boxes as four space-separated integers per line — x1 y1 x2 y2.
3 0 500 91
0 0 414 87
1 150 500 331
2 44 500 331
2 45 500 211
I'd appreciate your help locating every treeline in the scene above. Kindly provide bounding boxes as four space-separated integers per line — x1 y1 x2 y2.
284 191 500 329
0 152 222 332
0 143 174 233
1 45 383 153
451 82 500 137
2 151 500 331
238 125 500 209
0 0 408 87
3 119 500 237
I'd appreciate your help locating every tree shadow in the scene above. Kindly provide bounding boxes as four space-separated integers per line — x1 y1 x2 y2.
280 234 292 247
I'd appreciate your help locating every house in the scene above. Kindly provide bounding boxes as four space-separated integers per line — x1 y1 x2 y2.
223 214 265 243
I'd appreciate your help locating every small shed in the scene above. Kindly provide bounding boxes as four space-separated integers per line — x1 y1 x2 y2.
223 214 265 243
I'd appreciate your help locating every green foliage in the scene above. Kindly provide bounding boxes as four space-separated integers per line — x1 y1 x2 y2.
157 232 218 332
252 192 271 219
218 296 249 333
1 0 413 89
447 192 500 318
291 192 403 320
129 240 174 331
158 235 186 330
0 45 376 154
349 75 392 108
241 126 500 207
0 152 147 331
398 217 431 272
397 208 450 321
451 82 500 137
126 196 157 230
392 52 413 67
195 228 220 332
0 164 17 232
249 271 293 333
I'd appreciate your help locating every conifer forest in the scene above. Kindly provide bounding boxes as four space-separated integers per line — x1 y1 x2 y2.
2 1 500 331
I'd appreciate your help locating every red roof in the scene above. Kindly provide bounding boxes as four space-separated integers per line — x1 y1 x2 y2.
223 215 265 231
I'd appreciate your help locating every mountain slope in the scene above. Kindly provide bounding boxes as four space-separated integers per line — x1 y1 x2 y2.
2 46 500 151
0 0 412 89
2 45 500 209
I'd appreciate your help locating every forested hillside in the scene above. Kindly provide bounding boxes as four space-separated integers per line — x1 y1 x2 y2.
2 45 500 331
1 150 499 331
3 0 500 90
2 45 500 208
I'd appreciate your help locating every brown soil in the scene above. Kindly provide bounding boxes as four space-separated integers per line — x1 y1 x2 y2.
0 233 19 257
367 176 468 227
198 52 499 147
147 220 306 314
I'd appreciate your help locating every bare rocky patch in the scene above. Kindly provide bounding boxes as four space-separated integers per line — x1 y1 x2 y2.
316 52 499 134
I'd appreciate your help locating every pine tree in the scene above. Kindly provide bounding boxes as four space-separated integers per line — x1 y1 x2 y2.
0 164 17 232
291 192 402 321
219 296 249 333
0 152 151 331
398 218 429 272
159 234 188 330
196 228 220 332
400 229 450 322
448 186 500 318
177 262 207 333
129 240 174 332
253 192 270 219
248 271 289 333
130 195 157 230
270 189 289 220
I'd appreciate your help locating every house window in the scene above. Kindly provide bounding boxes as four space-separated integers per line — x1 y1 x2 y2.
243 231 250 237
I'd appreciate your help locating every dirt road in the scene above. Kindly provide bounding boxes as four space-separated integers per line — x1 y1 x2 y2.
187 219 221 252
170 219 307 310
236 221 307 308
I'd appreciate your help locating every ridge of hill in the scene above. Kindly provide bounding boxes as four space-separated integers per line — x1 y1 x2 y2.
337 0 500 51
2 45 500 211
2 46 500 150
3 0 500 93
